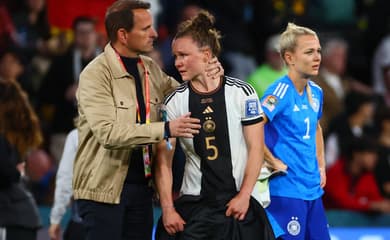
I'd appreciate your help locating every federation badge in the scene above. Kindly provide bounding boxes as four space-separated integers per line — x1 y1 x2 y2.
203 117 216 133
311 97 320 113
287 217 301 236
262 95 278 112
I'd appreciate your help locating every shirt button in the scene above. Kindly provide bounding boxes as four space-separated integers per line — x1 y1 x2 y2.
120 101 123 105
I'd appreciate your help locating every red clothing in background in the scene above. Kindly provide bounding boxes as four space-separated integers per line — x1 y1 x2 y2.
46 0 114 33
324 159 383 212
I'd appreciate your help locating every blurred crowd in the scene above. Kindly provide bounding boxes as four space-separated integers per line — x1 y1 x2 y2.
1 0 390 226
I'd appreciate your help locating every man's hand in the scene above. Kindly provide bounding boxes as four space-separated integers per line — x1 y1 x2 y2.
48 223 61 240
169 112 201 138
205 57 224 79
162 207 186 235
225 193 251 221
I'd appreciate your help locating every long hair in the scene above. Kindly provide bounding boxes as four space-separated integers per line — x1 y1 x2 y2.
0 80 42 157
174 10 222 57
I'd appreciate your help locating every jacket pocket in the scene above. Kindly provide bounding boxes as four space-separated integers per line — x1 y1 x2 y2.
115 98 136 123
149 97 162 121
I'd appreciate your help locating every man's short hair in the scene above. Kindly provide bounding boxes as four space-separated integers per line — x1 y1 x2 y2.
105 0 150 43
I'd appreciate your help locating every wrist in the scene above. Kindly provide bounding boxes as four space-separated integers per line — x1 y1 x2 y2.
238 189 252 199
164 121 171 139
161 204 175 213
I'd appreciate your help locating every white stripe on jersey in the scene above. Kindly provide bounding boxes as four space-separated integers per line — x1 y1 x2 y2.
279 84 289 98
272 83 282 95
272 83 289 99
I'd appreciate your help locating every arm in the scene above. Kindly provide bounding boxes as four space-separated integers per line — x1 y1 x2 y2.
316 122 326 188
226 121 264 220
78 64 200 149
78 66 166 149
49 130 78 240
155 138 185 235
261 116 288 171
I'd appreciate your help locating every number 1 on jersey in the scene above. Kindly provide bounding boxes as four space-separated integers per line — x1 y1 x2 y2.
303 117 310 139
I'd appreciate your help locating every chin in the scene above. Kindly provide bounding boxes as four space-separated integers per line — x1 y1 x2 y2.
180 75 190 82
305 71 318 78
312 69 320 75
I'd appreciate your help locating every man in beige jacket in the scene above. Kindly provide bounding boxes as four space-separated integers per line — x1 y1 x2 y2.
73 1 221 239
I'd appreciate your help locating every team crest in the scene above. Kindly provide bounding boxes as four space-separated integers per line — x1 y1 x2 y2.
287 217 301 236
311 97 320 113
203 117 216 133
246 99 260 117
262 95 278 112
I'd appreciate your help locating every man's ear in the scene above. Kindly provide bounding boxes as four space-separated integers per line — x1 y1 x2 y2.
117 29 128 45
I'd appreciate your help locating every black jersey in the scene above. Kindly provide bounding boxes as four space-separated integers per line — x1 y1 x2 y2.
164 76 263 197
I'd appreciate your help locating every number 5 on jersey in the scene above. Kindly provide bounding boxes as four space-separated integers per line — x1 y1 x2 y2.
205 136 218 160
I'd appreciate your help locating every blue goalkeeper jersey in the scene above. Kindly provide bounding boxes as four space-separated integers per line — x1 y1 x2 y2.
261 75 324 200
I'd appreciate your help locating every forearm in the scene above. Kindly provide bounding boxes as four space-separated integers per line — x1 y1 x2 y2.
316 123 326 169
240 147 263 197
264 144 277 165
50 165 73 224
78 71 165 149
155 139 176 212
240 123 264 197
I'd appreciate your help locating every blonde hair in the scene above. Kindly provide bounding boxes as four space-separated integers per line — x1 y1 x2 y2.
279 22 318 63
279 23 319 107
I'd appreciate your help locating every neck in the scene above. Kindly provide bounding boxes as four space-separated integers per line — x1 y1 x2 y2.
288 71 308 95
191 74 220 93
111 42 138 58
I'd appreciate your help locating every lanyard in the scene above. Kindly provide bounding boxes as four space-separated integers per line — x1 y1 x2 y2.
115 51 152 178
137 59 150 124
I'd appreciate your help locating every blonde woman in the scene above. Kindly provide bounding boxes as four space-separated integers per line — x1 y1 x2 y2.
261 23 330 239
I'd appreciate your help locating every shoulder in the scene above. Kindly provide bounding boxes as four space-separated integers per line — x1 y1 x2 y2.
164 82 189 105
264 76 292 100
139 55 163 73
308 80 323 93
225 76 256 96
139 55 154 66
81 53 107 75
